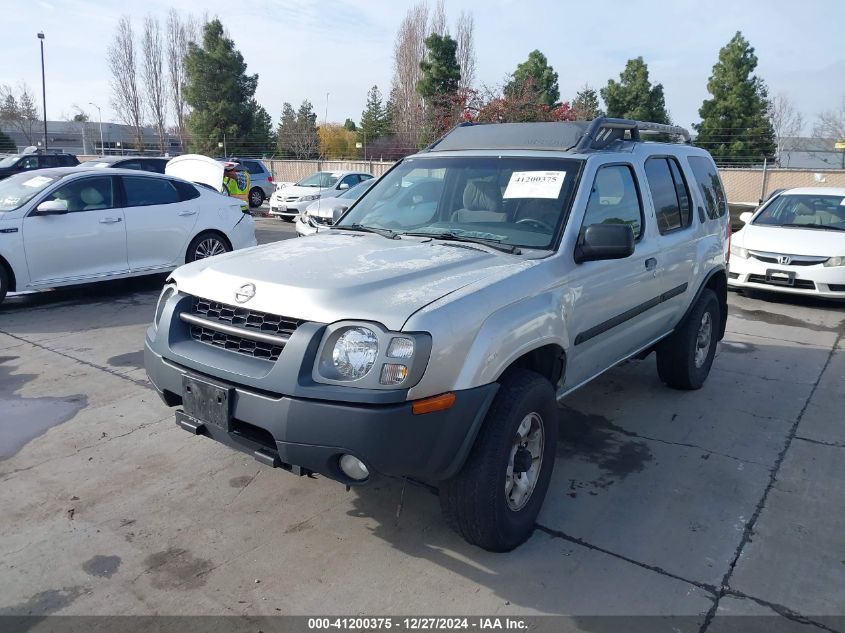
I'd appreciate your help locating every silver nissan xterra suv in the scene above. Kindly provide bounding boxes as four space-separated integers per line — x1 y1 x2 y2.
145 118 730 552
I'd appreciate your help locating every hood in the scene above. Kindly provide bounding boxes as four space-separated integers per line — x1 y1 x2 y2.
305 196 348 220
172 231 531 331
165 154 224 190
736 224 845 256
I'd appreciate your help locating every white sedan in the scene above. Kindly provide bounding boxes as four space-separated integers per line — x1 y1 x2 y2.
0 164 256 304
728 187 845 299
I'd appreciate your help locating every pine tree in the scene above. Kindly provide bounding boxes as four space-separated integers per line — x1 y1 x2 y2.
293 100 319 159
601 57 670 124
694 32 776 165
343 118 357 132
418 33 462 139
275 102 297 157
359 85 390 146
572 85 604 120
504 50 559 107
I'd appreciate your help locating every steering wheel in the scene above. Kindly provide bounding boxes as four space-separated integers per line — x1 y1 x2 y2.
516 217 555 232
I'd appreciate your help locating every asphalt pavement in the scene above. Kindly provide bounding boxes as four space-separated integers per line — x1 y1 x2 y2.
0 217 843 630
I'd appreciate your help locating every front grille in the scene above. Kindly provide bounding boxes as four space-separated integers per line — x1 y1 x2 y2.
749 252 828 266
828 284 845 292
186 296 302 361
747 274 816 290
284 196 299 203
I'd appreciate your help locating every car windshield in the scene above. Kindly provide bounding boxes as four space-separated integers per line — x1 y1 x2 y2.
337 178 375 200
754 194 845 231
297 172 340 188
0 155 22 168
336 156 582 249
0 171 63 212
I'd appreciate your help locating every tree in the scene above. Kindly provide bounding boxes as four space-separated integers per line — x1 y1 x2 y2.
343 118 357 132
142 16 167 153
292 100 320 159
275 102 297 157
505 50 559 107
768 93 804 166
108 16 145 151
359 85 391 155
694 33 776 165
813 96 845 140
167 10 201 151
572 85 603 120
319 123 357 159
183 19 262 156
601 57 670 124
390 2 429 149
0 129 14 153
455 11 476 93
249 103 275 156
418 33 461 140
470 78 575 124
0 83 40 144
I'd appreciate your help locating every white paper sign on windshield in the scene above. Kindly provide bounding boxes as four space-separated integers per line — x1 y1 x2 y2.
503 171 566 199
22 175 53 188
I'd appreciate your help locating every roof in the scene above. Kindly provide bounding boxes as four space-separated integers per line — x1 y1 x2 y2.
779 187 845 196
82 156 169 165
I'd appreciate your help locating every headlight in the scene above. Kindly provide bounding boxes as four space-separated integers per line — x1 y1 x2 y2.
314 323 431 388
300 194 320 202
154 283 177 329
823 256 845 267
730 244 748 259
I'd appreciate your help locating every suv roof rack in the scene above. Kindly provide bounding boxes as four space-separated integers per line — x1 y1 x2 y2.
425 118 691 154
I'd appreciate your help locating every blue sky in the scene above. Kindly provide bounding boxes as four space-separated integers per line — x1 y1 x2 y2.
3 0 843 134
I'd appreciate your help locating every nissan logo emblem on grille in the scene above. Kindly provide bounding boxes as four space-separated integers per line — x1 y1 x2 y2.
234 283 256 304
777 255 792 265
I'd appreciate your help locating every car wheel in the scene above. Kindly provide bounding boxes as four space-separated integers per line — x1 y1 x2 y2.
283 216 295 223
656 288 719 390
439 369 558 552
0 264 8 305
186 232 231 263
249 187 264 208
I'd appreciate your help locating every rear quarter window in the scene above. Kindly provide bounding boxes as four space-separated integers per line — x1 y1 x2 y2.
687 156 727 220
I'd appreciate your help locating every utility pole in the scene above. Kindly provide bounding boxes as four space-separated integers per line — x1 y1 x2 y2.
37 32 47 151
89 102 104 156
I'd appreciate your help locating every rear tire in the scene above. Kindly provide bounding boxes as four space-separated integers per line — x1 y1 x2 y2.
0 264 8 305
249 187 264 208
186 231 231 263
439 369 558 552
656 288 719 390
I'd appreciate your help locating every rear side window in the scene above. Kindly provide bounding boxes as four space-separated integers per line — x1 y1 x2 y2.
687 156 727 219
123 176 180 207
645 157 692 234
243 161 265 175
581 164 644 239
173 180 200 201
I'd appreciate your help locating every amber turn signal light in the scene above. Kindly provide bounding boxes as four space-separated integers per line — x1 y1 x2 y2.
411 392 456 415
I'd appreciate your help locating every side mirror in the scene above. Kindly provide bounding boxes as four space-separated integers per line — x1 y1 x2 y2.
739 212 753 224
338 182 350 190
35 199 69 215
574 223 635 264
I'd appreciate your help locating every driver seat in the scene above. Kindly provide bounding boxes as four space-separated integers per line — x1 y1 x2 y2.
80 186 107 211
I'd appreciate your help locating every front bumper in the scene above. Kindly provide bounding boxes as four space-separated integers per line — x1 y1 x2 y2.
728 257 845 299
268 199 309 217
144 339 498 485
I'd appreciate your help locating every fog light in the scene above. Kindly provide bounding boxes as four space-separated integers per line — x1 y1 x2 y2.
380 363 408 385
339 454 369 481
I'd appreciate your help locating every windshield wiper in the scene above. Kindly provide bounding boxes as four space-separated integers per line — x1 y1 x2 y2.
337 223 400 239
779 223 845 231
404 231 521 254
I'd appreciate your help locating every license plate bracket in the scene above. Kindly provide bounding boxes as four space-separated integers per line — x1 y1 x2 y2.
182 375 232 431
765 269 795 286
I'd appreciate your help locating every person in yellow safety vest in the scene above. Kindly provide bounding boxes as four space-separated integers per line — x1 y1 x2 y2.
222 162 250 212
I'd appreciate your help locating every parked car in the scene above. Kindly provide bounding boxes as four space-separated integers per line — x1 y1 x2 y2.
0 163 256 305
295 178 376 236
269 171 373 221
0 150 79 180
145 118 729 551
78 156 170 174
728 187 845 299
218 158 274 208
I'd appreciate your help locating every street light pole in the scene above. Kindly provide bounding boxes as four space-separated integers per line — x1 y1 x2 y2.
89 102 104 156
37 32 47 152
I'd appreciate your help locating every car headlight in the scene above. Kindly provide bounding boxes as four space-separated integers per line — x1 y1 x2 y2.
824 256 845 267
314 323 431 388
730 244 749 259
300 194 320 202
154 283 177 329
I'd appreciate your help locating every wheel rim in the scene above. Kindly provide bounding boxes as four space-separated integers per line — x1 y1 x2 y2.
505 412 545 511
250 190 262 206
694 311 713 369
195 238 227 260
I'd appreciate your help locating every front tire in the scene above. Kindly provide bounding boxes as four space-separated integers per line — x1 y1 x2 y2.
656 288 719 390
249 187 264 208
186 231 231 263
439 369 559 552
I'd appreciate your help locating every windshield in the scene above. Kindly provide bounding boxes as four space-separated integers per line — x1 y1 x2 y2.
337 178 375 200
0 171 62 212
754 194 845 230
336 156 582 249
0 155 21 168
296 172 340 188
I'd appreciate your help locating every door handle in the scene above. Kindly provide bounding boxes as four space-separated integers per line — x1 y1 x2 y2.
645 257 658 270
178 210 197 216
99 217 122 224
